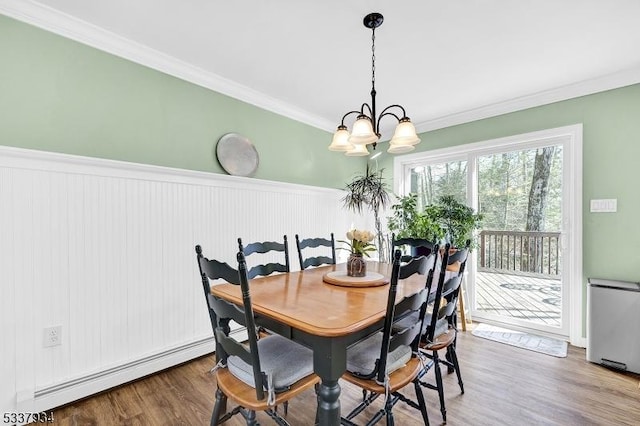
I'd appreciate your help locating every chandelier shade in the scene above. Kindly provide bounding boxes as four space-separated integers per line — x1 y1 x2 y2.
328 125 353 151
388 118 421 146
348 115 378 145
345 143 370 156
329 12 421 156
387 143 416 154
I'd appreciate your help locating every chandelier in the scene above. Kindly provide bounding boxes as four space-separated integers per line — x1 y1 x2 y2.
328 12 421 156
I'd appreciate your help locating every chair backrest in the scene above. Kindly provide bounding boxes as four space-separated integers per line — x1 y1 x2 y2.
295 233 336 270
195 245 241 333
195 245 268 401
238 235 290 279
375 249 430 384
391 233 435 262
422 242 470 343
441 240 470 327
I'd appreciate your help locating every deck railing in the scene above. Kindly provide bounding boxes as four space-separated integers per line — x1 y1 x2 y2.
479 230 561 276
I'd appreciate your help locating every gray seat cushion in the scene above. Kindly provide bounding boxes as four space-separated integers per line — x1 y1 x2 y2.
392 311 420 332
393 312 449 338
227 334 314 390
425 314 449 339
346 332 412 376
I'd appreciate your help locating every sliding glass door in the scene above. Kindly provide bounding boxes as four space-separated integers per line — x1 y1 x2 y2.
394 126 582 341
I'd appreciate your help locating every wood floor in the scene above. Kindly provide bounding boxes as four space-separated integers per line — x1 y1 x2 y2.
47 325 640 426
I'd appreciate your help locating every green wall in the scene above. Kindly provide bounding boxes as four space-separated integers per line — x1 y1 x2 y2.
0 14 361 188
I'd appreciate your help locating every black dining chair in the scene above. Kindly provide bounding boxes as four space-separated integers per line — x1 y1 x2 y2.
417 242 470 423
388 235 438 335
195 245 319 425
238 235 290 279
340 250 431 426
441 240 471 347
294 233 336 270
391 234 435 262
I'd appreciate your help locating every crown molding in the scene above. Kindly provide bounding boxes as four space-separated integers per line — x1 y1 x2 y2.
0 0 335 132
3 0 640 136
415 65 640 133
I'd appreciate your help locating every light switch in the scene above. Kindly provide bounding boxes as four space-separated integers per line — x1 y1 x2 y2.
590 199 617 213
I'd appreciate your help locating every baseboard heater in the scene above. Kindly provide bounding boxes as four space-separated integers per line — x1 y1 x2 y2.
30 337 215 412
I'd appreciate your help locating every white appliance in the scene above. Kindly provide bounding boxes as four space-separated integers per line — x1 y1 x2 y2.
587 278 640 374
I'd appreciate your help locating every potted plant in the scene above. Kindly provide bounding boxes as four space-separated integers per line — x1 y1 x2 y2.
387 193 443 241
387 193 444 258
425 195 483 250
342 164 391 261
387 193 482 262
337 229 376 277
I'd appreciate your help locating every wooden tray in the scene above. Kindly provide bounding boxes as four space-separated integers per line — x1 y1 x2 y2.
322 271 388 287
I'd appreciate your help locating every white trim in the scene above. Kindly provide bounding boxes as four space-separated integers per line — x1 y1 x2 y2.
0 145 343 196
0 0 334 132
394 124 584 346
395 124 584 165
566 125 584 347
2 1 640 135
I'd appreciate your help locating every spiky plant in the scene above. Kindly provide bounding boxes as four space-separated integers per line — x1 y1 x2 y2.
342 164 391 261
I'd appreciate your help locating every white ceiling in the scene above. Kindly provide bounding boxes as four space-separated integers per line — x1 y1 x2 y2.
4 0 640 139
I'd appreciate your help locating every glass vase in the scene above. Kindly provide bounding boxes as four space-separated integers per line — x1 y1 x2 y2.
347 253 366 277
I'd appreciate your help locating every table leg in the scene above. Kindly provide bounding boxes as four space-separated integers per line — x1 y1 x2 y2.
317 379 341 425
313 338 347 426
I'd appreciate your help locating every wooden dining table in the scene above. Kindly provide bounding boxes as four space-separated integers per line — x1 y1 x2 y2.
209 261 430 425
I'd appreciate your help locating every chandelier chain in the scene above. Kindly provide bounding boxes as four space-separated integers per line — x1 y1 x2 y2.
371 27 376 90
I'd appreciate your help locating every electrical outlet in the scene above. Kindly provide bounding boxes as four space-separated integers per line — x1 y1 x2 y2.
43 326 62 347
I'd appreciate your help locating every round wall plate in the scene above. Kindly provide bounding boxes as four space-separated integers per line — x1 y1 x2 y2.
215 133 259 177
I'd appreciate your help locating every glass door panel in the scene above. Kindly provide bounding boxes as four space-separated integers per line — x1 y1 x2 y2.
474 144 566 335
409 160 468 208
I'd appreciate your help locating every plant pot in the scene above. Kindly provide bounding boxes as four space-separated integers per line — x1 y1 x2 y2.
347 254 367 277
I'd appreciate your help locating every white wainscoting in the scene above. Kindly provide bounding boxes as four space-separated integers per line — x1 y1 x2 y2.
0 146 364 413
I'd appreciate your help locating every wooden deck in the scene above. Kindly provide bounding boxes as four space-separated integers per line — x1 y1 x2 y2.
474 270 561 327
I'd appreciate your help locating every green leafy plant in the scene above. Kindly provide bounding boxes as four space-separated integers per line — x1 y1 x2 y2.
388 193 483 249
426 195 483 249
387 193 444 242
